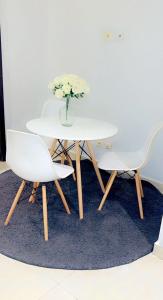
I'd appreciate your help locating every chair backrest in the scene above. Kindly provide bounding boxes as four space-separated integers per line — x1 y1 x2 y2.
140 121 163 167
41 99 65 118
6 130 58 182
41 99 66 148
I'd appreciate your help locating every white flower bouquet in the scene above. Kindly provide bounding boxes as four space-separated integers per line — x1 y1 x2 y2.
48 74 90 126
48 74 90 100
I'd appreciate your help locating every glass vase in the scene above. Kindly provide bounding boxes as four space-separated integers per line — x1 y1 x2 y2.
60 97 73 127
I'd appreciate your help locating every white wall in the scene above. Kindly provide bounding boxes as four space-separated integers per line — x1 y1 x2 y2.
1 0 163 182
0 0 48 129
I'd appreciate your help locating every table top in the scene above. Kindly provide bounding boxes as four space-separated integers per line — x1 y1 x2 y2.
26 117 118 141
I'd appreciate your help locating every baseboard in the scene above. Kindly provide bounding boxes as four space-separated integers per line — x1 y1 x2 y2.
153 241 163 259
141 176 163 194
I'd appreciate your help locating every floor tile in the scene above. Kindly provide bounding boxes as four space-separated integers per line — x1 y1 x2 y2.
39 285 77 300
0 254 73 300
0 253 73 281
58 255 163 300
0 162 9 174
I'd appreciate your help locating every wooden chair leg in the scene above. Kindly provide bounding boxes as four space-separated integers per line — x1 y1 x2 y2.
75 141 83 220
86 141 105 194
135 172 144 219
29 182 40 203
5 180 26 225
98 171 117 211
42 185 48 241
54 180 71 214
137 170 144 198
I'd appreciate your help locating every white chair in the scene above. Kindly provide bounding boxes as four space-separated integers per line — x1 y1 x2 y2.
5 129 74 241
41 99 65 150
41 99 76 180
97 122 163 219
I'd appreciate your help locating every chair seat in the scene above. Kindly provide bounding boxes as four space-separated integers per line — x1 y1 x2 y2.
14 162 74 183
35 163 74 182
98 151 144 171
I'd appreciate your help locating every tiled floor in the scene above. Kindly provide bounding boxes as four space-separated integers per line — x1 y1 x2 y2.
0 162 163 300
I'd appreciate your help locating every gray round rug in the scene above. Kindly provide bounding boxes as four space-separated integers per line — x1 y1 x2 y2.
0 160 162 270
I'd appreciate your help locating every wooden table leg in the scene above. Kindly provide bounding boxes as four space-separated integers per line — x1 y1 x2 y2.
49 139 58 156
61 140 68 164
67 156 76 181
60 140 76 181
86 141 105 193
54 180 71 214
75 141 83 220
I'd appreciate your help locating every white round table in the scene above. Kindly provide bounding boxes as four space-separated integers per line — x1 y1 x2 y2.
26 117 118 141
26 116 118 219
